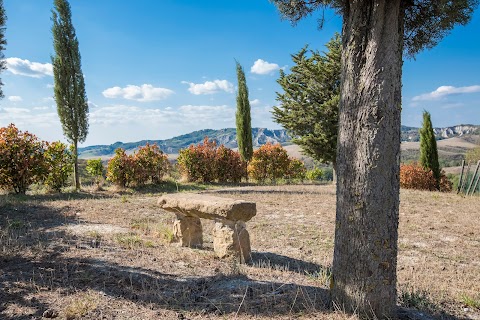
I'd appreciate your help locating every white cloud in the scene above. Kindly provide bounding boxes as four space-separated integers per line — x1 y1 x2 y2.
6 57 53 78
251 59 280 75
2 107 30 114
250 99 261 106
88 101 99 109
8 96 23 102
182 80 234 95
33 106 52 111
102 84 174 102
412 85 480 101
89 104 234 127
42 97 55 103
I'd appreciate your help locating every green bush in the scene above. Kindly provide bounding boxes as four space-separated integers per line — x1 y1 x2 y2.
306 167 324 181
86 159 104 187
44 141 74 192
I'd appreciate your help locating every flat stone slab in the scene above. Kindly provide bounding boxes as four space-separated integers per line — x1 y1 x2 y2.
157 193 256 222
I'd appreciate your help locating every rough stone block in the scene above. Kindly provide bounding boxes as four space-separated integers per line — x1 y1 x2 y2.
213 220 251 263
172 216 203 248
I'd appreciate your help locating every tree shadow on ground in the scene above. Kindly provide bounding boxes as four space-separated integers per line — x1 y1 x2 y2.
0 190 117 203
250 251 328 275
0 199 474 320
207 188 335 196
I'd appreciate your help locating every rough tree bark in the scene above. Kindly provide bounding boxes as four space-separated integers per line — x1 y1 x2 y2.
332 1 404 318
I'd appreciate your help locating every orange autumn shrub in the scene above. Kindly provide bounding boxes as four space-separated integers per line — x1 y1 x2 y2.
248 143 302 182
400 163 452 192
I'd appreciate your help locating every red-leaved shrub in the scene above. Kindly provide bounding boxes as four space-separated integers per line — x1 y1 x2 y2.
177 137 245 183
0 124 47 194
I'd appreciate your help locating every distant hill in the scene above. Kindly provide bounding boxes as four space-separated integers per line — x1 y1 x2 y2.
78 125 480 160
78 128 291 159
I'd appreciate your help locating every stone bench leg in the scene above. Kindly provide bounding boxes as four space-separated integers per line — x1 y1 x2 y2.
213 220 251 263
172 215 203 248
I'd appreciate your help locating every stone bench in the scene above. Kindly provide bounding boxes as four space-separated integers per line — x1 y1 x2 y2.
157 193 256 263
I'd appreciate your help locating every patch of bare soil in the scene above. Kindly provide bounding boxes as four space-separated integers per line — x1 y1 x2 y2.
1 185 479 319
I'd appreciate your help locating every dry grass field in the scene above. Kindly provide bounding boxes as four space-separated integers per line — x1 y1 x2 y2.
1 184 479 319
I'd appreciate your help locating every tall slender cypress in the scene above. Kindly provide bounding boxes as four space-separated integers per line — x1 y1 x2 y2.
0 0 7 99
419 110 440 189
51 0 88 191
235 61 253 163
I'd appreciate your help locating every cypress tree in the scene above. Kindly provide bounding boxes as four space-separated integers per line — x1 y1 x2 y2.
235 61 253 163
0 0 7 99
51 0 89 191
419 110 441 189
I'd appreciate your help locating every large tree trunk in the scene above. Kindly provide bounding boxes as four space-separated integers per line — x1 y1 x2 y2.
332 1 404 318
73 139 80 191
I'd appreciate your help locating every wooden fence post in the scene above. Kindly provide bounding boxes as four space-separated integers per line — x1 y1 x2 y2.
466 160 480 195
457 160 465 194
460 162 471 195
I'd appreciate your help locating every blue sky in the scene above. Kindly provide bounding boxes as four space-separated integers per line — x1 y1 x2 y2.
2 0 480 146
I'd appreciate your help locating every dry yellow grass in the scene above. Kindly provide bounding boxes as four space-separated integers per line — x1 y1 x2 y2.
0 185 479 319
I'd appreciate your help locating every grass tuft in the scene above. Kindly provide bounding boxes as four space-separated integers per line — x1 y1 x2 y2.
461 294 480 309
64 291 98 319
399 287 437 312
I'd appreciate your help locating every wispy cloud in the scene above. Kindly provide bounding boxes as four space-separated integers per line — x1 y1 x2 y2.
7 96 23 102
2 107 30 114
102 84 174 102
412 85 480 101
89 104 234 126
6 57 53 78
250 99 261 106
250 59 280 75
182 80 234 95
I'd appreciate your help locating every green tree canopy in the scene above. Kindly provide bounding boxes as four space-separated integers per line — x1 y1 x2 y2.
52 0 89 190
273 33 340 168
271 0 478 58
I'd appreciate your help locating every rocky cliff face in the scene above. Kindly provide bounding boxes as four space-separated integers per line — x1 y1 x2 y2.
434 125 479 138
402 124 479 142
